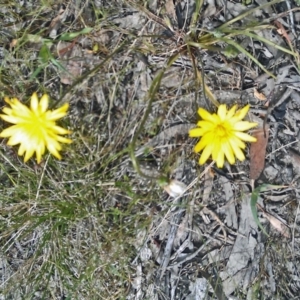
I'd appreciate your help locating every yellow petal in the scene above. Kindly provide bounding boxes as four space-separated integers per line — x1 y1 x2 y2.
2 107 13 115
234 104 250 120
47 143 62 159
194 140 202 153
0 114 20 124
222 141 235 165
194 132 214 153
196 120 214 130
30 92 39 111
199 144 213 165
235 131 257 142
198 108 217 123
2 101 31 119
189 127 203 137
9 99 31 116
212 140 221 161
7 132 24 146
18 143 27 156
190 123 214 137
0 125 17 138
215 150 225 168
229 139 246 161
35 142 46 163
24 148 35 162
233 121 257 131
52 125 71 135
47 103 69 121
217 104 227 121
39 94 49 113
46 135 62 150
229 135 246 149
226 105 237 119
55 135 72 144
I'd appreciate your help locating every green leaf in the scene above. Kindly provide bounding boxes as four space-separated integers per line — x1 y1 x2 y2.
24 34 50 44
50 57 70 74
29 65 44 80
220 28 296 57
219 37 276 79
217 0 284 29
58 27 93 41
39 43 52 63
250 184 287 236
250 187 269 236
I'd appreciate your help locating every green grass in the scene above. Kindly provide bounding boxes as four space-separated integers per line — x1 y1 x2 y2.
0 141 142 298
0 0 149 291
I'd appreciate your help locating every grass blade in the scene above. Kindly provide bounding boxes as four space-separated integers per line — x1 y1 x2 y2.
219 37 275 78
251 184 288 236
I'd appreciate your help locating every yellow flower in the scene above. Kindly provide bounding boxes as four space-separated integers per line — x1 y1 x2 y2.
0 93 72 163
189 104 257 168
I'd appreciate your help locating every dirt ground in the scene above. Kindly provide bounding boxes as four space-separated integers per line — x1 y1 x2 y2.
1 0 300 299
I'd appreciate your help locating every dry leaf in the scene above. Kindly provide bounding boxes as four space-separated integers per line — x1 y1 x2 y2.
254 88 267 101
48 7 66 38
257 204 290 238
10 39 18 48
203 0 217 18
263 211 290 238
274 20 292 45
277 28 284 35
250 127 269 180
165 0 176 20
56 42 84 85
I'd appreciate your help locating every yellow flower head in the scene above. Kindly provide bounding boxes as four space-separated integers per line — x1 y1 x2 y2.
0 93 72 163
189 104 257 168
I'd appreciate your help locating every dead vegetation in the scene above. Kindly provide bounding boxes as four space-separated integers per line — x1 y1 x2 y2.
1 0 300 299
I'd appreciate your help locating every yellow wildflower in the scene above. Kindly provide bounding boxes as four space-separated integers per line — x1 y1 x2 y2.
0 93 72 163
189 104 257 168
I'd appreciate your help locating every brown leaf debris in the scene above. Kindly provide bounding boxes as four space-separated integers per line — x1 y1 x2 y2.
254 88 267 101
250 126 269 180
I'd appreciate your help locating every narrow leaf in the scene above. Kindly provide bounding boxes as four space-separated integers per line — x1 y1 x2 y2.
217 0 284 29
59 27 93 41
50 57 71 74
196 69 220 107
250 184 287 236
29 66 44 80
250 188 269 236
219 37 275 78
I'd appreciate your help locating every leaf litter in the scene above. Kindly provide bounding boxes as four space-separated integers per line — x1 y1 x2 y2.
1 0 300 299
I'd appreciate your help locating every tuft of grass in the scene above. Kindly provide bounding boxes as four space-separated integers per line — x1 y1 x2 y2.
0 3 151 298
